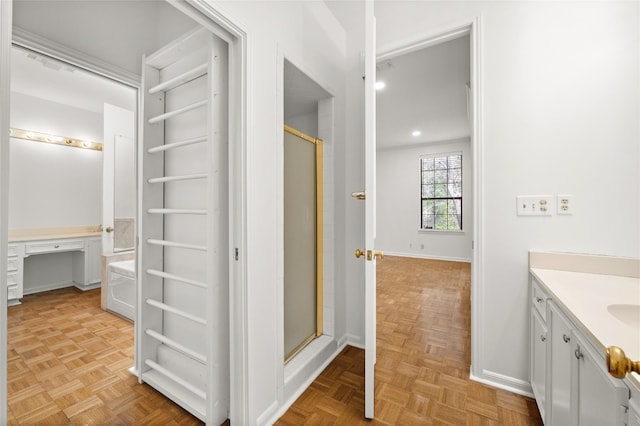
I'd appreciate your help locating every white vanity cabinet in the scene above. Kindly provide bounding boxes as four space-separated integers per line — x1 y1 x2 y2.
547 301 572 426
9 234 102 299
572 331 630 426
531 274 633 426
81 237 102 287
530 276 550 422
7 243 23 304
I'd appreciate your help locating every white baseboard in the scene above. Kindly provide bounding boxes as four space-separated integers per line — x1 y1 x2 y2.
345 333 364 349
384 251 471 263
469 368 534 398
336 334 348 349
73 281 101 291
22 281 74 296
256 400 279 426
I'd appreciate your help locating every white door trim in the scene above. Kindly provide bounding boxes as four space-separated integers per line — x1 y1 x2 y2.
376 16 485 383
0 1 12 423
364 1 377 419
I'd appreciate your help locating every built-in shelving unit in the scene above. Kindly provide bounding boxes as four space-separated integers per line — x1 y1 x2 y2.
137 27 229 424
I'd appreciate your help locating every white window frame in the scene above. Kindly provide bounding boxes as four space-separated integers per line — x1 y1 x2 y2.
420 151 463 232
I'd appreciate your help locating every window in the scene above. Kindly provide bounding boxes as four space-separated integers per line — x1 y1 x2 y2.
420 153 462 230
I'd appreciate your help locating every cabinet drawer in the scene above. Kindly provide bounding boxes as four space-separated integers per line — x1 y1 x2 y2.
532 277 549 320
8 285 18 300
25 239 85 255
8 258 18 272
7 272 16 286
8 244 18 257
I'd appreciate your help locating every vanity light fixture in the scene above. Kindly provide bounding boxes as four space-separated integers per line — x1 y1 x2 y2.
9 128 103 151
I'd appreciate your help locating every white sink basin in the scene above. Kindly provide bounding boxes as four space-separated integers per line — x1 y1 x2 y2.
607 304 640 329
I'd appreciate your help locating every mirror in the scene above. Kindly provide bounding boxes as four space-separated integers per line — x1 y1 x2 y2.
114 135 135 251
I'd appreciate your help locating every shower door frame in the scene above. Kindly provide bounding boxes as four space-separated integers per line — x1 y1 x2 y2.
283 124 324 363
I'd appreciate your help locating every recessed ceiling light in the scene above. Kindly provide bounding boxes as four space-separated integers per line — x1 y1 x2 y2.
375 81 386 90
412 130 421 137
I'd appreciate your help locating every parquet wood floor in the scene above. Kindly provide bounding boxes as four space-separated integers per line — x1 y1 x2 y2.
276 256 544 425
7 287 202 425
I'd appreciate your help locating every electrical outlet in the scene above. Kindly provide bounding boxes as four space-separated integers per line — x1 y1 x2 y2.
516 195 553 216
557 194 573 215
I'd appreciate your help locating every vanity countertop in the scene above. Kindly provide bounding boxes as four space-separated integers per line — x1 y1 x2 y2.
529 252 640 391
9 226 101 242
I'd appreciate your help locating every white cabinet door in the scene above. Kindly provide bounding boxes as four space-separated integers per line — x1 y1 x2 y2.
573 332 629 426
629 396 640 426
87 237 102 284
531 308 548 421
548 301 573 426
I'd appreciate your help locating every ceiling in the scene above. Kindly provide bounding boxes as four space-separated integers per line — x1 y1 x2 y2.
324 1 471 149
376 35 471 149
11 45 136 115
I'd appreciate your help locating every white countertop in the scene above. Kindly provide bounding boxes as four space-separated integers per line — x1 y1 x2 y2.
530 267 640 389
8 226 101 242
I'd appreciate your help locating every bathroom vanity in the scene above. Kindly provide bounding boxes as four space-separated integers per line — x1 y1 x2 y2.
529 251 640 425
7 226 102 305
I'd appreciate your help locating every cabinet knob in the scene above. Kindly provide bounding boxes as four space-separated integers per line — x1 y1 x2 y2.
535 297 543 303
540 334 546 342
607 346 640 379
54 245 60 248
574 347 583 360
563 334 570 343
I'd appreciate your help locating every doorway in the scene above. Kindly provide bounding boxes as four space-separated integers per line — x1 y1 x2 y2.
280 58 336 402
374 23 478 391
1 0 250 423
2 1 248 424
5 30 157 426
376 33 472 260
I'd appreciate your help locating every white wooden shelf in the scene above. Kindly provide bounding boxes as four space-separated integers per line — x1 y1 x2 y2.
137 25 230 424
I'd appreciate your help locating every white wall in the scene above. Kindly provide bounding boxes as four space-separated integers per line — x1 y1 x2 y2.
9 92 102 229
377 137 472 262
284 112 318 138
367 0 640 393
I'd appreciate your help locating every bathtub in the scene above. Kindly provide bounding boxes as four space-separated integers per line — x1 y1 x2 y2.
107 259 135 321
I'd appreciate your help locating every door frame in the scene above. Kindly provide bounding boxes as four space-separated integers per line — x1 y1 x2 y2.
0 1 12 422
375 17 484 382
0 1 249 424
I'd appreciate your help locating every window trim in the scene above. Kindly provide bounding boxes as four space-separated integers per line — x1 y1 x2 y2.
420 151 463 231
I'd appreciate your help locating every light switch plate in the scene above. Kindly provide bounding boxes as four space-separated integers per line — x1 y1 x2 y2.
516 195 553 216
